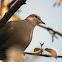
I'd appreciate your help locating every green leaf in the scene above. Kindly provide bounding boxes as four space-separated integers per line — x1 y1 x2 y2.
52 35 54 42
58 3 61 6
34 48 40 52
51 32 58 42
45 48 57 58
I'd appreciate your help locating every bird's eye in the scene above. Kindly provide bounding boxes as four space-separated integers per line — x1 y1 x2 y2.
35 16 38 18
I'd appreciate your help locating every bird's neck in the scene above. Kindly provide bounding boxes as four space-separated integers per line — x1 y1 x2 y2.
25 18 37 27
26 19 37 27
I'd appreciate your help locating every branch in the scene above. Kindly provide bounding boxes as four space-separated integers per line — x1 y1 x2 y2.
38 24 62 37
0 0 27 28
8 0 16 8
24 52 62 58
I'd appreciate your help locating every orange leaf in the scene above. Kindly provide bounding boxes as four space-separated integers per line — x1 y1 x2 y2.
13 15 20 21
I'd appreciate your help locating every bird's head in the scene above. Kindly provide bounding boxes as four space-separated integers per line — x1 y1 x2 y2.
25 14 45 26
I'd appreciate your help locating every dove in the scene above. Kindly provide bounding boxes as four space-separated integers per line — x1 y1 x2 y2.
0 14 45 59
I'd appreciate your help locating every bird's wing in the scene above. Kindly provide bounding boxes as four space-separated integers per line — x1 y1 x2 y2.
0 21 14 49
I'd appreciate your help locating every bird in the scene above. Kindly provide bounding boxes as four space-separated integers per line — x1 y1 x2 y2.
0 14 45 60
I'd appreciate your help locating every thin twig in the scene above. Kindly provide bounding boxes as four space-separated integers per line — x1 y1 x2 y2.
24 52 62 58
38 24 62 37
8 0 16 8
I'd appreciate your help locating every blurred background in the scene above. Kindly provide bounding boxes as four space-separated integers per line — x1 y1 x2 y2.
0 0 62 62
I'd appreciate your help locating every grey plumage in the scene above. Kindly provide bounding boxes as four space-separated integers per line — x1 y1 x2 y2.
0 14 45 59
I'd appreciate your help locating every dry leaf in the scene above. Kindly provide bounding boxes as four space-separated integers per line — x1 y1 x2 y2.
45 48 57 58
34 48 40 52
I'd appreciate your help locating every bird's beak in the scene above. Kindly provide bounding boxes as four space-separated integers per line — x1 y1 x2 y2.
38 20 45 27
38 20 46 27
41 21 45 24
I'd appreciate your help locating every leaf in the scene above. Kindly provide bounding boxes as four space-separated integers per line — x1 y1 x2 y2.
34 48 40 52
51 32 58 42
45 48 57 58
52 35 54 42
13 15 20 21
58 3 61 6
